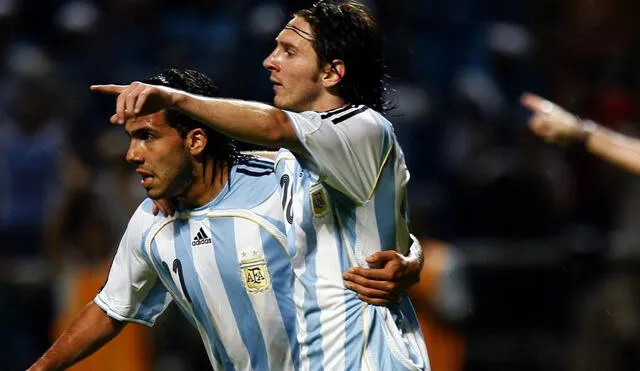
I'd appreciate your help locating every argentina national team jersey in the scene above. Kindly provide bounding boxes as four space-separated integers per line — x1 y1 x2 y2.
95 158 299 371
275 105 430 371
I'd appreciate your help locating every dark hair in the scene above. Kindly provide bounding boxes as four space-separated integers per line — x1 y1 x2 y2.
142 68 247 171
295 0 390 112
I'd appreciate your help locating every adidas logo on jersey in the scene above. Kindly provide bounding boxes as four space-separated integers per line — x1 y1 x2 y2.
192 227 212 246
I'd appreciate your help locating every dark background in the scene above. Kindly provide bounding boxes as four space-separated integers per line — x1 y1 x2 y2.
1 0 640 370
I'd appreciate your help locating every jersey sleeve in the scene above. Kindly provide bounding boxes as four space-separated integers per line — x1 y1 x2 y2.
95 199 172 327
285 107 394 204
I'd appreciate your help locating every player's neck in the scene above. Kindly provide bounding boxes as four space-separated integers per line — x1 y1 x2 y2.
178 159 229 208
308 94 348 112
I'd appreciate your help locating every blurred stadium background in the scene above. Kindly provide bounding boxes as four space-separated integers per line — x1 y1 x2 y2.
1 0 640 370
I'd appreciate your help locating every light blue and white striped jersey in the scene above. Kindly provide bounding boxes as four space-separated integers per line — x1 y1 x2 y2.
95 158 299 371
274 105 430 371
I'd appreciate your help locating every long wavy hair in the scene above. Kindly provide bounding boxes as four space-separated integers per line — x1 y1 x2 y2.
295 1 391 113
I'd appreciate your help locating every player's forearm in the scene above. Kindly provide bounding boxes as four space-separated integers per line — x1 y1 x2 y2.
29 302 125 371
405 235 424 285
173 92 302 150
586 125 640 175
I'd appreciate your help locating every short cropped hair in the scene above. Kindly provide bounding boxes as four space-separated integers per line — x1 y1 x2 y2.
142 68 246 168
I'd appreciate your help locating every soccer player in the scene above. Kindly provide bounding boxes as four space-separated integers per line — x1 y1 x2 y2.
92 1 429 370
29 68 298 371
522 92 640 175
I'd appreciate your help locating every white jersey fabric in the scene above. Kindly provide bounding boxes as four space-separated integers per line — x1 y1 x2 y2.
96 158 299 370
274 105 430 371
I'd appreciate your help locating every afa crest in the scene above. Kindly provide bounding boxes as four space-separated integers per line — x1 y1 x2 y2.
239 257 271 293
310 187 329 217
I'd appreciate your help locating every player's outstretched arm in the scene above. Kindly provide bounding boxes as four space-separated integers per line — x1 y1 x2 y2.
28 302 125 371
90 83 304 152
342 236 424 306
521 92 640 175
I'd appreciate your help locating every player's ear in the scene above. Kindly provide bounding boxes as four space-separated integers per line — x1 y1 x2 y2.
186 128 207 156
322 59 345 88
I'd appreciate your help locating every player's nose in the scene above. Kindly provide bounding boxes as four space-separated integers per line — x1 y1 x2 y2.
263 51 279 72
126 142 143 164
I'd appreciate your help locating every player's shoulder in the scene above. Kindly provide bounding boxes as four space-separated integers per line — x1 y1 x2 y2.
236 156 275 176
118 198 168 249
314 105 393 133
320 104 385 125
318 104 371 123
221 158 280 210
134 198 156 217
128 198 165 230
274 148 300 168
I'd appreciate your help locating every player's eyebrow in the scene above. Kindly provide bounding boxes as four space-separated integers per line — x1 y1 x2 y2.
276 39 299 51
125 125 156 138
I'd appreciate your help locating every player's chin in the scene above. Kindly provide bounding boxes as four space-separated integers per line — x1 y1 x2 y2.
273 96 294 111
146 187 168 200
273 95 285 109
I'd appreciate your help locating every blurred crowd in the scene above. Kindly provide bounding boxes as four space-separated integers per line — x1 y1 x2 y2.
1 0 640 370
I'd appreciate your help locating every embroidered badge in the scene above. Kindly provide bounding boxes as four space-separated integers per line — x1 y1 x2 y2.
310 187 329 218
239 257 271 293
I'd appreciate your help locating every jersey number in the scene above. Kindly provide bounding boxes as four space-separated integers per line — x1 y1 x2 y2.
163 259 192 303
280 174 294 224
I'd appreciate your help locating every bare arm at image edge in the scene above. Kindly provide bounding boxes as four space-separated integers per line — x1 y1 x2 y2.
27 301 125 371
585 126 640 175
522 92 640 175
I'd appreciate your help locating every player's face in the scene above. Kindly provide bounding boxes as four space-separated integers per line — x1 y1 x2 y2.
125 112 193 199
263 16 324 112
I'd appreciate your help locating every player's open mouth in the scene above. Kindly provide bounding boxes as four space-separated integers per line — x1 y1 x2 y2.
140 175 153 187
270 78 283 90
136 170 154 187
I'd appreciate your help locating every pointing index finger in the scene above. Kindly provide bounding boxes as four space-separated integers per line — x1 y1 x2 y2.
90 84 129 95
520 92 551 112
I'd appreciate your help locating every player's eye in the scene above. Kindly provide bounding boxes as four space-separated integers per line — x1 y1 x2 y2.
134 130 155 141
